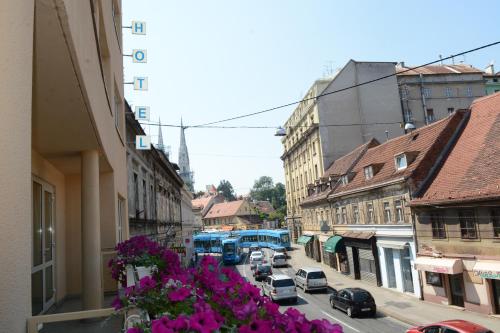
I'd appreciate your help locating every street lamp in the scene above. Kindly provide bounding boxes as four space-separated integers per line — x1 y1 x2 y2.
274 127 286 137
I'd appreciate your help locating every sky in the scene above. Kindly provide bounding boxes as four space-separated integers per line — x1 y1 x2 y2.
122 0 500 194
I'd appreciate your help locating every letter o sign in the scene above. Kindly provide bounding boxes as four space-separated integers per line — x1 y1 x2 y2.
132 49 147 63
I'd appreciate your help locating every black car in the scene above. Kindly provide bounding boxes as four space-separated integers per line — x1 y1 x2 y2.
329 288 376 318
253 264 273 281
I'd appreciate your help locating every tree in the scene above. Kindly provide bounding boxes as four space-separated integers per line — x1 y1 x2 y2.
217 180 236 201
194 190 205 199
249 176 287 223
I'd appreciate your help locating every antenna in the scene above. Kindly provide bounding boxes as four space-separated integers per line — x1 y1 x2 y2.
439 54 443 65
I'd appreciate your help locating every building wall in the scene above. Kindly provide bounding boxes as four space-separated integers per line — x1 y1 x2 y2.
181 186 194 263
398 72 485 128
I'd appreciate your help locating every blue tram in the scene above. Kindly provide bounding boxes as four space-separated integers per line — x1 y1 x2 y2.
221 237 241 264
193 229 291 254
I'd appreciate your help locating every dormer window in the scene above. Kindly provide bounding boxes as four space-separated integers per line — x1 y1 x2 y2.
364 166 374 180
395 154 408 170
341 174 349 185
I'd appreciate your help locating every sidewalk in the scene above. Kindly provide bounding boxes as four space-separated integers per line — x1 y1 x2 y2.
287 246 500 331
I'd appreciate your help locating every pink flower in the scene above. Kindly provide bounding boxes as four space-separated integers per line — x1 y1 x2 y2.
152 317 174 333
126 328 143 333
138 276 156 291
189 311 221 333
111 296 123 310
239 319 273 333
168 287 192 302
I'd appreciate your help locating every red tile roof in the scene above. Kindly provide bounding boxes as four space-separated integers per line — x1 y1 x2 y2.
331 110 467 197
396 64 483 76
204 200 246 219
302 139 378 206
191 196 212 209
412 92 500 205
254 201 275 214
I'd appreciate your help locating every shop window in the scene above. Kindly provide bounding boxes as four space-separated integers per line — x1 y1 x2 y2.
492 209 500 238
425 272 443 287
431 213 446 239
359 258 376 274
459 210 477 239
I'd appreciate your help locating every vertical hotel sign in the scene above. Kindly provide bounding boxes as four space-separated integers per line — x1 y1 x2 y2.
125 20 151 149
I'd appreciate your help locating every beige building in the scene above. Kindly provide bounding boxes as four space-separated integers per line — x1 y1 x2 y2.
397 63 485 128
0 1 127 332
412 93 500 315
180 186 195 264
126 108 184 246
203 200 262 231
282 60 405 241
192 193 224 231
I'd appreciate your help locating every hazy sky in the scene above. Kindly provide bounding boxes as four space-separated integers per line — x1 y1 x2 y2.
122 0 500 194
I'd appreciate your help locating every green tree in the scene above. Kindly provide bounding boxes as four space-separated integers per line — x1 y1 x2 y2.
217 180 236 201
249 176 287 223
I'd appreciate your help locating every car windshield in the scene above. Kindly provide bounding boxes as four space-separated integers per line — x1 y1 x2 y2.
273 279 295 287
352 291 373 302
257 265 271 272
308 271 326 279
251 252 262 257
274 254 286 260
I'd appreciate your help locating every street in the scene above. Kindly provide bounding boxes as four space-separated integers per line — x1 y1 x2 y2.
231 248 411 333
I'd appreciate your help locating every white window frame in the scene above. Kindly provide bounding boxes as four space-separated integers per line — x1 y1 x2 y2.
395 200 404 223
353 205 359 224
341 175 349 185
364 166 373 180
395 154 407 170
444 87 453 98
384 202 392 223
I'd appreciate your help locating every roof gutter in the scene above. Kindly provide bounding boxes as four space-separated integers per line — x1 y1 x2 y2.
328 177 406 200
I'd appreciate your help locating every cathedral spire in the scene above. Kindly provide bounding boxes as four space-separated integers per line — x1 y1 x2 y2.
178 118 194 191
157 117 165 152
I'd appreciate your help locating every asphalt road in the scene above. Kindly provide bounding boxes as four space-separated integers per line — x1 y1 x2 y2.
231 248 411 333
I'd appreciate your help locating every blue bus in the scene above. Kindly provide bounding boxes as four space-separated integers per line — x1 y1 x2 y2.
221 237 241 264
193 232 228 254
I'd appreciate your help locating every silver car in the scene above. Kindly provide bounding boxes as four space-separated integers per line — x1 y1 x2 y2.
271 253 287 268
294 267 328 292
262 274 297 303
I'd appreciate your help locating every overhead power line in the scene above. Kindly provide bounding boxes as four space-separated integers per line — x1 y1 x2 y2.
186 40 500 127
138 121 401 129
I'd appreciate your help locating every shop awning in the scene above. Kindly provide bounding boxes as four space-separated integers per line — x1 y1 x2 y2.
377 239 408 250
297 235 313 245
414 256 463 274
473 261 500 280
324 235 344 253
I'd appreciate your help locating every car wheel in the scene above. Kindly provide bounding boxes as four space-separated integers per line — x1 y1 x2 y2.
293 297 298 304
330 299 335 309
347 307 353 318
369 310 376 318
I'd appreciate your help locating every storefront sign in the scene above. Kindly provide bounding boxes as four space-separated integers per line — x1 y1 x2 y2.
134 106 150 121
136 135 151 150
473 270 500 280
170 246 186 255
132 49 147 63
472 261 500 280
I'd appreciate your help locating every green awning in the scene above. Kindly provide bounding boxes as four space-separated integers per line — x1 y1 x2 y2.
297 235 313 245
324 235 344 253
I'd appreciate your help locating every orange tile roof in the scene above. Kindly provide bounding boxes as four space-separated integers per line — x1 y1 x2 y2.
204 200 246 219
412 92 500 205
331 110 467 197
191 196 212 209
396 64 483 76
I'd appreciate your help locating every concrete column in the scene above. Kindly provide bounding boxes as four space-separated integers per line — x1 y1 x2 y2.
0 2 34 332
81 150 102 309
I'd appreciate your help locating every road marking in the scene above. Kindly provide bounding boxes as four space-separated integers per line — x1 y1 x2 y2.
321 310 360 333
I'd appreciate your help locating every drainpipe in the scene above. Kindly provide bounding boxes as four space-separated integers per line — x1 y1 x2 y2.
410 207 424 300
419 73 428 125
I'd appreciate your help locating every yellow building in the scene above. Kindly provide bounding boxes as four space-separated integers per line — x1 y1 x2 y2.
0 1 127 331
203 200 262 230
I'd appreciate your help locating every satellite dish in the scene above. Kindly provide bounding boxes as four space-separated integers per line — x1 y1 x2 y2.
404 122 416 131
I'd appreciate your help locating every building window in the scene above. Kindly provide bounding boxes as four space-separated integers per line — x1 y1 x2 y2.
426 108 435 123
111 0 122 48
336 208 341 224
315 164 319 179
444 87 453 98
431 213 446 239
384 202 392 223
312 142 316 155
366 202 375 223
395 200 404 223
404 109 413 123
466 86 473 97
353 205 359 224
425 272 443 287
117 196 125 242
491 209 500 238
341 174 349 185
341 207 348 224
459 210 477 239
364 166 374 180
447 107 454 115
395 154 407 170
423 87 431 98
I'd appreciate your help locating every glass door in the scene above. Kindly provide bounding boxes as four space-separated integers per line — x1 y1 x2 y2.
493 279 500 314
449 274 465 307
400 245 414 293
32 180 55 315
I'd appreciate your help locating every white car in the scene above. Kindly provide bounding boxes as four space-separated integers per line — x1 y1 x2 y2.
295 267 328 292
271 253 287 268
249 251 264 270
262 274 297 303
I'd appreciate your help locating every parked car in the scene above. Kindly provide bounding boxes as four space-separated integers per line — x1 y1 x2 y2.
271 253 287 267
329 288 376 318
273 246 288 258
262 274 297 303
294 267 327 292
253 264 273 281
249 251 264 270
406 320 494 333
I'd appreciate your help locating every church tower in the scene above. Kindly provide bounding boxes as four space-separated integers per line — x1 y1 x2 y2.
178 118 194 191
